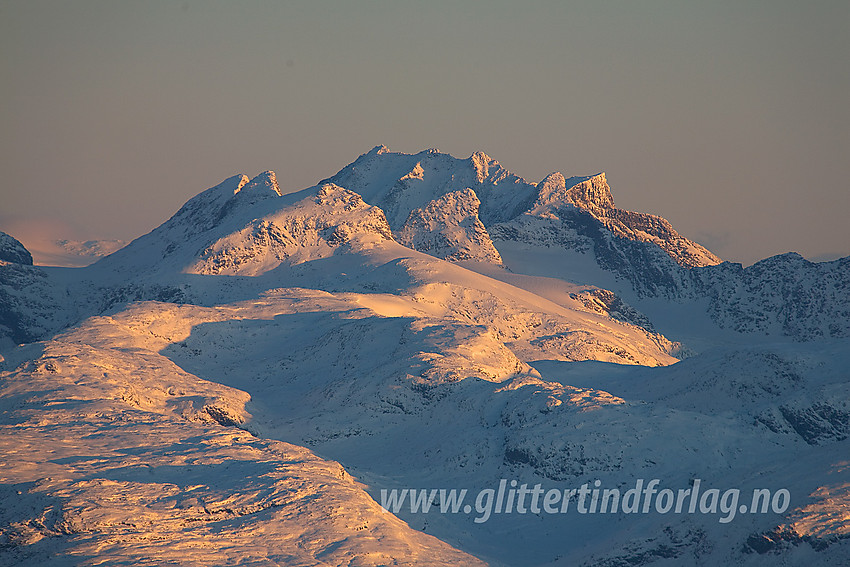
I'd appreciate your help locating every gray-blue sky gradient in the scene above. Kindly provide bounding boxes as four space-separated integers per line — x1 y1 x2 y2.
2 0 848 265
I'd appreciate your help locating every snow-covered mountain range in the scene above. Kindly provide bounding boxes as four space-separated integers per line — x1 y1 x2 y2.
1 147 848 566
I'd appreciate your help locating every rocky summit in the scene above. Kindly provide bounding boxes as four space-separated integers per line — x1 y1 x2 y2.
1 147 848 566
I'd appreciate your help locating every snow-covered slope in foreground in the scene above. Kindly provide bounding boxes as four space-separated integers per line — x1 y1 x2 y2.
0 320 483 566
2 146 850 566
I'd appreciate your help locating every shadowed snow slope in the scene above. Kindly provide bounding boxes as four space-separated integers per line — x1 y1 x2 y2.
1 146 849 566
0 321 484 566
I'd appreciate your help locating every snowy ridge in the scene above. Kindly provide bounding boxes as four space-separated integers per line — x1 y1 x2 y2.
187 183 394 276
93 171 283 276
320 146 724 301
325 146 539 228
330 148 719 271
1 146 850 565
490 210 699 299
530 172 720 268
694 253 850 340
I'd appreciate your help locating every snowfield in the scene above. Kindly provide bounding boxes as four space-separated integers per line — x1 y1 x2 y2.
1 147 849 566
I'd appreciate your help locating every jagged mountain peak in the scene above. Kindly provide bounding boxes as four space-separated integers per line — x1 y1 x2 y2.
241 170 282 197
468 150 499 182
86 147 721 297
469 150 492 163
324 147 721 272
326 147 534 228
147 171 279 242
186 173 248 205
88 171 290 276
228 170 282 207
230 173 251 193
4 145 850 566
530 172 612 213
396 187 503 264
563 172 615 211
522 170 719 269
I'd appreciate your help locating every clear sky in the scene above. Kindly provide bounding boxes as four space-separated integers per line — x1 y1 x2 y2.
1 0 848 266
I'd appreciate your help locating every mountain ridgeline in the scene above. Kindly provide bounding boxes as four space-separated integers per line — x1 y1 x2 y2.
2 147 850 566
1 146 847 347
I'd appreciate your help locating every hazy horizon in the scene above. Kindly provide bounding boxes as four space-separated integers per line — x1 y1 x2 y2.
2 1 848 266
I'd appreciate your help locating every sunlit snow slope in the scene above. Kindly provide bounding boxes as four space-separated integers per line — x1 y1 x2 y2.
2 146 849 566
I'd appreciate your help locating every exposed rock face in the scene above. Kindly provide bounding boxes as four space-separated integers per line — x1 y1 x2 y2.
531 172 721 269
694 253 850 339
325 146 540 228
0 264 57 344
490 208 698 299
2 147 850 566
3 148 848 349
0 232 33 265
326 148 721 299
396 188 502 263
0 230 62 345
187 183 395 276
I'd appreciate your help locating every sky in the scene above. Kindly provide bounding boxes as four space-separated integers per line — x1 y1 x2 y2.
1 0 848 266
